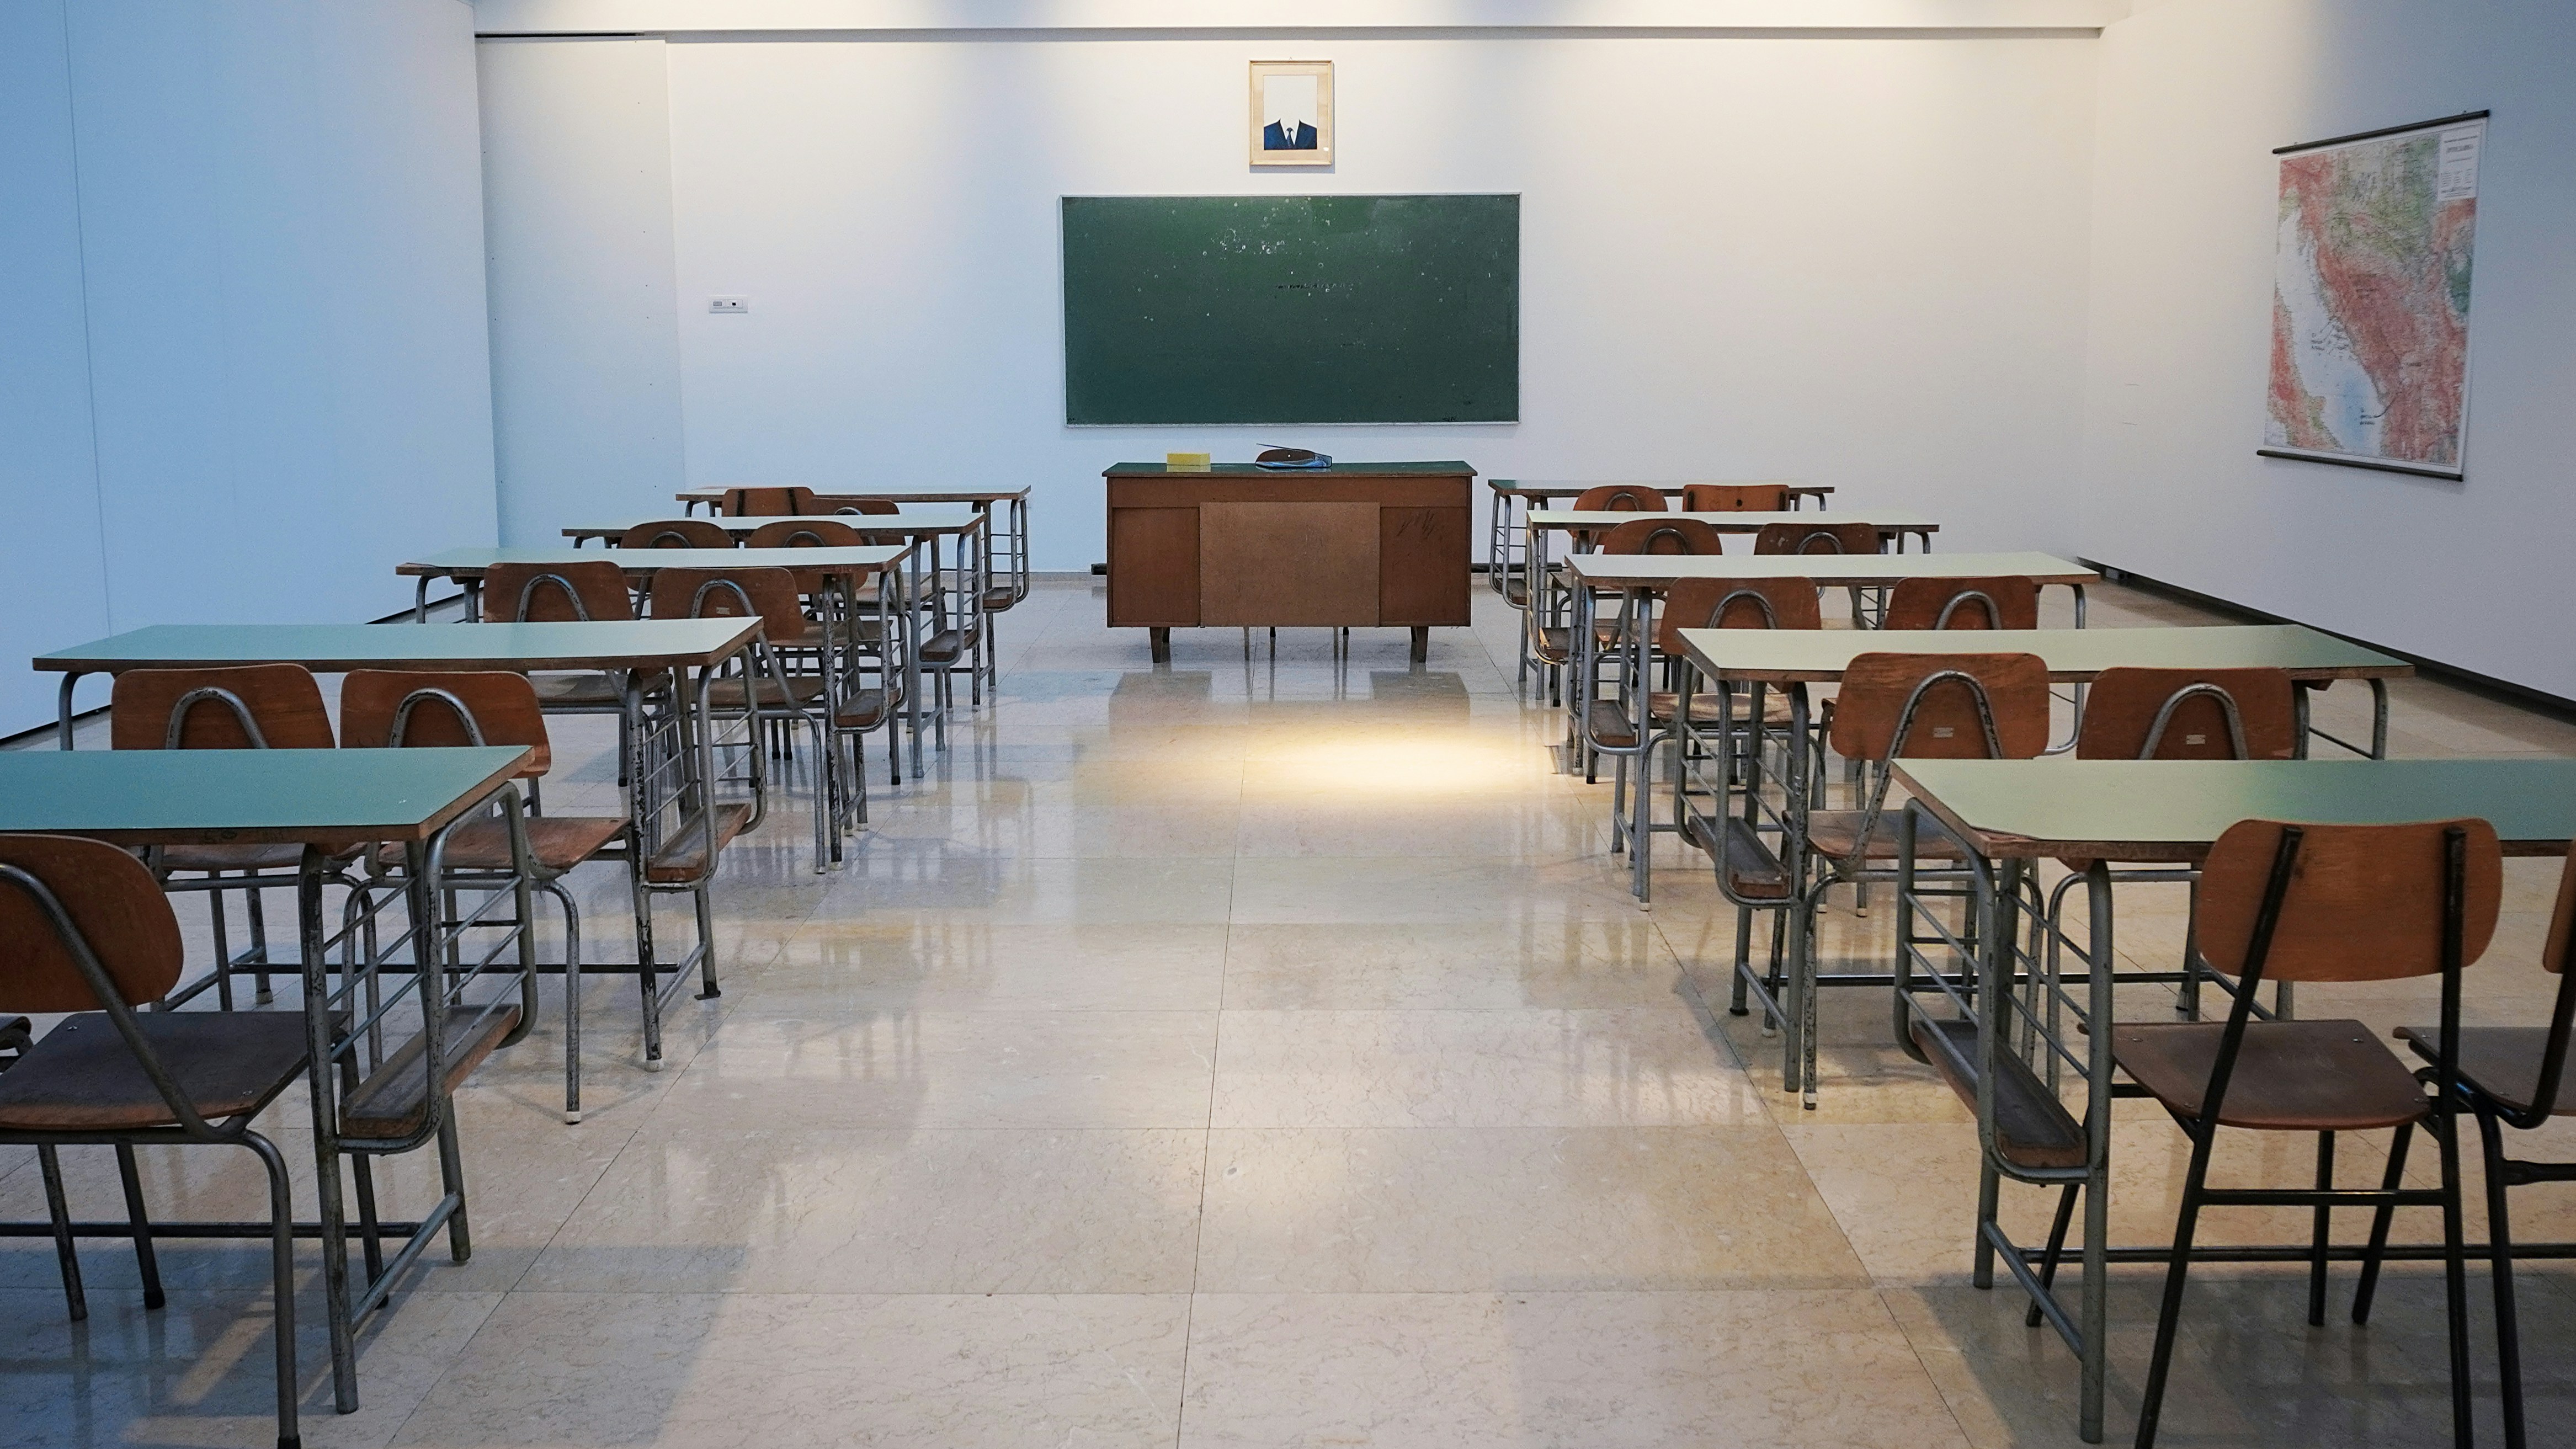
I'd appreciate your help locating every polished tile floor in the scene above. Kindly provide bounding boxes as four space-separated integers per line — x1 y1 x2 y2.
7 576 2576 1446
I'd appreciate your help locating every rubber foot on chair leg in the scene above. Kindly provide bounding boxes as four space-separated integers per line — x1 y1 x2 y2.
642 1056 665 1072
254 990 275 1005
563 1110 583 1125
697 986 721 1000
1728 1006 1749 1016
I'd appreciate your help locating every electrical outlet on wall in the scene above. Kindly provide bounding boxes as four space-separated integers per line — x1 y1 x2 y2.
709 296 749 313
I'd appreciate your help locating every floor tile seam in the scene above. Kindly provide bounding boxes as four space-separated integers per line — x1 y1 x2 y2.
1871 1284 1989 1449
369 1282 510 1449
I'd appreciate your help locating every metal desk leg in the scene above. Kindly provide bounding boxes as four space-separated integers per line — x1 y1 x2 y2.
905 546 927 775
56 673 83 751
297 848 359 1413
1568 577 1595 777
1627 585 1654 905
2371 677 2389 759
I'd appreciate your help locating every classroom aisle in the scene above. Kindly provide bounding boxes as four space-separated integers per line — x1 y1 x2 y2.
2 578 2573 1447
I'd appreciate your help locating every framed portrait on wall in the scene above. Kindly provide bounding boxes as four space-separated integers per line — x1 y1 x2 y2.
1250 61 1332 167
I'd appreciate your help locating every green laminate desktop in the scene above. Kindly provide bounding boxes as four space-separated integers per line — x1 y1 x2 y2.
0 747 531 848
1490 478 1832 501
35 620 760 675
1105 461 1475 477
1526 508 1934 534
1893 758 2576 862
1567 550 2096 590
1678 624 2408 685
399 546 906 579
566 509 976 544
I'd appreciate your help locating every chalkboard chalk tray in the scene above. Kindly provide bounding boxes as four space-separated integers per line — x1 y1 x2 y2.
1062 194 1519 427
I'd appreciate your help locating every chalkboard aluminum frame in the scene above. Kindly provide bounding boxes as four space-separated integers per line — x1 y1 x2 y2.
1060 193 1521 428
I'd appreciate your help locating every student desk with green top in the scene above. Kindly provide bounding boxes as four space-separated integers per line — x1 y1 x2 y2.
678 484 1034 617
36 621 771 1094
1655 625 2414 1118
397 549 934 774
1887 757 2576 1444
1556 552 2103 803
564 507 976 547
1484 478 1834 596
0 745 536 1426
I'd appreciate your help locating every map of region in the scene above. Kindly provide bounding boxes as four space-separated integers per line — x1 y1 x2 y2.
2266 119 2481 473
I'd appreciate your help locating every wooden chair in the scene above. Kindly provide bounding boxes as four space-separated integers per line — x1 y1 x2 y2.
745 520 908 787
110 664 343 1011
2114 818 2495 1449
1775 652 2050 1104
2362 848 2576 1449
2046 667 2301 1020
1570 484 1667 512
721 486 817 517
0 834 315 1448
619 519 732 550
1751 520 1881 555
342 672 633 1122
1681 483 1791 512
1598 517 1723 556
482 560 642 727
648 567 839 870
1882 575 2040 630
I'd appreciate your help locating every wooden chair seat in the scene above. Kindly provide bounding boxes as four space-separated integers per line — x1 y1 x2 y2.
0 1011 310 1131
1803 810 1970 862
1585 700 1640 749
1534 626 1571 665
159 842 310 873
982 585 1018 612
1646 689 1794 728
1912 1018 2088 1169
918 627 971 664
1685 813 1791 901
835 690 895 730
1503 579 1529 608
706 674 828 710
2396 1026 2574 1117
2112 1020 2429 1131
645 803 755 883
530 672 626 708
372 815 627 875
340 1005 523 1141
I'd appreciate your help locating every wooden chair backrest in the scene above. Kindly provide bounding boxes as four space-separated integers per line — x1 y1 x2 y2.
2548 853 2576 977
2197 818 2501 983
340 670 552 777
0 835 183 1011
481 561 635 622
722 487 815 517
1752 521 1882 556
647 566 814 646
620 519 732 550
1882 576 2040 630
1656 577 1823 650
1571 485 1667 513
1599 518 1724 556
1680 483 1792 513
745 519 868 548
1827 652 2051 763
2077 668 2298 761
110 664 333 751
833 498 901 515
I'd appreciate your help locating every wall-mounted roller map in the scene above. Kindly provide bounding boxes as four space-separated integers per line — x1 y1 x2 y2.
1061 194 1519 426
2262 113 2484 480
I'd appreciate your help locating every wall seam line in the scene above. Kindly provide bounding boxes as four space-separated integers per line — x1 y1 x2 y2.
56 0 117 638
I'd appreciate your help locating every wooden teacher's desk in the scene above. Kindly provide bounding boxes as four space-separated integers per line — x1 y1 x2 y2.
1103 461 1474 663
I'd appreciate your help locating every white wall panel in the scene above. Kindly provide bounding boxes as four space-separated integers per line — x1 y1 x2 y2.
478 37 687 544
635 35 2096 568
0 0 110 732
66 0 497 640
2082 0 2576 699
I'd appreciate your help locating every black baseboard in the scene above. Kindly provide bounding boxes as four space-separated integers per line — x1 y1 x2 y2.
2083 559 2576 721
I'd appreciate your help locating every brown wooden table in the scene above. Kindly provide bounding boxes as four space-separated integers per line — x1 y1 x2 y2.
1104 461 1474 663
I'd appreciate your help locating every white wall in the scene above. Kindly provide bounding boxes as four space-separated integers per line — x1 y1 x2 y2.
0 0 497 733
0 0 112 733
2081 0 2576 699
480 31 2099 569
480 37 688 545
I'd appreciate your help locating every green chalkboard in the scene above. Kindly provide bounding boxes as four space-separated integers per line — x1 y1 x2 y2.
1062 194 1519 425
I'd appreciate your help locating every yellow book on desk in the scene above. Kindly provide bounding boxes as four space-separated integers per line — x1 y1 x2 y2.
1165 452 1212 472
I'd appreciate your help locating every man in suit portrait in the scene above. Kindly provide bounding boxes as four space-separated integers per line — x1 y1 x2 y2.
1263 73 1319 151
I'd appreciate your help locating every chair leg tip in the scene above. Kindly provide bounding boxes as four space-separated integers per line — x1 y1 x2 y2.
641 1056 666 1073
563 1110 583 1125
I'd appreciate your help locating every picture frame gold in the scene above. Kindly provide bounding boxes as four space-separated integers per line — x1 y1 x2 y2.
1249 60 1333 168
